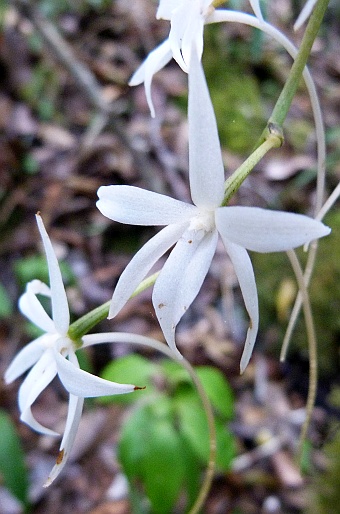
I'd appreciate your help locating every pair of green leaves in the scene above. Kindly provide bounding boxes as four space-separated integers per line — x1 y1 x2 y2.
100 355 235 513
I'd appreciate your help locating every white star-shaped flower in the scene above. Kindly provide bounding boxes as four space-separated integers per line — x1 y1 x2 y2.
4 215 142 486
129 0 263 117
97 52 330 372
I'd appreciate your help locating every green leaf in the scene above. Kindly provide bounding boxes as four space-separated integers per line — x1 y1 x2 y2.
175 392 210 463
142 418 186 513
196 366 235 420
119 403 154 479
178 433 202 509
0 410 29 507
99 354 159 405
0 282 13 319
15 255 74 287
119 398 186 513
160 360 189 386
214 418 235 471
175 392 235 471
76 348 93 374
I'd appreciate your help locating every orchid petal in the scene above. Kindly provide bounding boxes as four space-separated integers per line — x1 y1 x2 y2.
221 240 259 373
18 350 59 436
55 350 136 397
36 215 70 335
181 7 205 67
19 281 56 333
129 39 172 118
26 280 51 296
249 0 264 22
188 51 224 208
129 40 172 86
157 0 181 19
109 222 188 319
45 351 84 487
153 227 218 355
4 337 46 383
202 0 214 11
20 402 59 437
215 207 330 253
97 185 197 226
44 393 83 487
18 349 57 413
168 3 193 71
169 0 211 70
294 0 317 31
172 229 218 325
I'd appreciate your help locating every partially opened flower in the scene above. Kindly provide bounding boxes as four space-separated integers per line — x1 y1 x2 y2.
4 215 142 486
129 0 264 116
97 52 330 373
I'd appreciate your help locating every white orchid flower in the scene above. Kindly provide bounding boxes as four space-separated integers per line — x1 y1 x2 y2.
129 0 263 117
294 0 317 31
97 52 330 373
4 214 142 486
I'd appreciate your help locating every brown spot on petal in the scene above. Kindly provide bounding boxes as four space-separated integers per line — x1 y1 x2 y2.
134 386 146 391
188 240 193 243
56 449 64 465
158 303 166 309
249 318 253 329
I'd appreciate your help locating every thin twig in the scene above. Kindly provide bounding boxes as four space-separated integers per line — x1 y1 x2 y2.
286 249 318 457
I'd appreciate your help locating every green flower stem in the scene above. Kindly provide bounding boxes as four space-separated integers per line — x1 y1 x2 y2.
257 0 329 147
68 272 159 343
270 0 329 126
221 126 283 206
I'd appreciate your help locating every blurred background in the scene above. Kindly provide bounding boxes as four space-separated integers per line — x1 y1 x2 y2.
0 0 340 512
